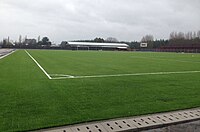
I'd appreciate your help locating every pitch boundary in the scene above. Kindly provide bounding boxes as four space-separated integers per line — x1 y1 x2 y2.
25 50 52 79
24 50 200 80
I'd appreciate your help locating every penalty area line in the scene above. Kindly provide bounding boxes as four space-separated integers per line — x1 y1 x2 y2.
51 70 200 80
25 50 52 80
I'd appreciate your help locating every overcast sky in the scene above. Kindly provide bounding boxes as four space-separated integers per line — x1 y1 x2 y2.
0 0 200 43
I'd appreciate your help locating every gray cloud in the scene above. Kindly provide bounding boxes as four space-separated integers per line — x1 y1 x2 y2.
0 0 200 43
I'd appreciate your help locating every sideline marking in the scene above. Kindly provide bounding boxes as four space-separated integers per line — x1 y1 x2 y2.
0 49 16 60
51 70 200 79
25 50 52 79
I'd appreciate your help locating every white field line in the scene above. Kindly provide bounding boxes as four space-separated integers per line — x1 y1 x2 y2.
0 50 16 60
49 74 74 78
25 50 52 79
131 56 200 64
51 70 200 80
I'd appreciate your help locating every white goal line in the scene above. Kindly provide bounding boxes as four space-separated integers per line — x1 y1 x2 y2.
50 70 200 80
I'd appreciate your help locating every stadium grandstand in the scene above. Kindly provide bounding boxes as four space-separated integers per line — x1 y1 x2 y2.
60 41 129 51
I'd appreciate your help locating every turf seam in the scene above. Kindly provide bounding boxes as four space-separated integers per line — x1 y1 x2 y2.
131 56 200 64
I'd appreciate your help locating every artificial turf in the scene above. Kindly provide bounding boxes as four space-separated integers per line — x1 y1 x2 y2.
0 50 200 131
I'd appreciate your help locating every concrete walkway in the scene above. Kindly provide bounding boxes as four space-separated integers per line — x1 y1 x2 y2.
142 120 200 132
0 49 15 59
36 108 200 132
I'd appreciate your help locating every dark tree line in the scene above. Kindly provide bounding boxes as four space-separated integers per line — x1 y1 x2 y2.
170 31 200 40
136 31 200 49
73 37 119 43
1 36 52 49
69 31 200 50
1 31 200 50
168 31 200 46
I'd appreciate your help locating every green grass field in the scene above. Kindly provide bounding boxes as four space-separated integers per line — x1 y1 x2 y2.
0 50 200 131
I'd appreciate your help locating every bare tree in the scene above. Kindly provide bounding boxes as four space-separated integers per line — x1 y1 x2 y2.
169 32 175 40
170 31 190 40
141 35 154 42
106 37 118 42
19 35 22 44
197 30 200 38
185 32 190 40
177 32 185 39
193 32 197 39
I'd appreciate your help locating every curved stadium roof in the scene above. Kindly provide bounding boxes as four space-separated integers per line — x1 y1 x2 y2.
68 42 129 48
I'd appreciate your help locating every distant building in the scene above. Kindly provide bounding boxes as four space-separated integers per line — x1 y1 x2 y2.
140 43 148 48
3 38 14 46
61 41 129 50
24 39 37 45
50 44 59 48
